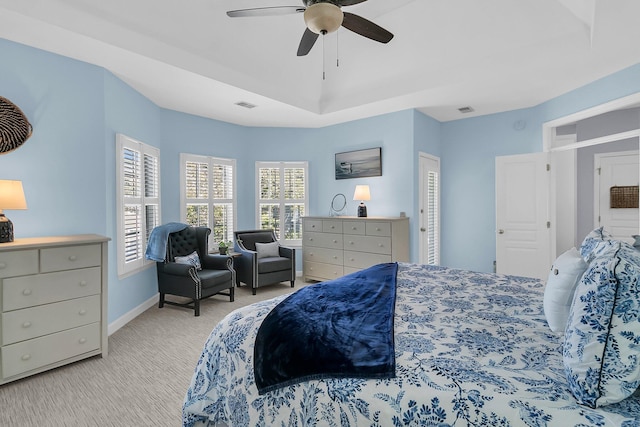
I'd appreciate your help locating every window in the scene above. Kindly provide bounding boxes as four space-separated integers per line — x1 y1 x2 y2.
116 134 160 278
180 154 236 250
256 161 308 245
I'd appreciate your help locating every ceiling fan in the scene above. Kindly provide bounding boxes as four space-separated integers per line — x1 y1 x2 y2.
227 0 394 56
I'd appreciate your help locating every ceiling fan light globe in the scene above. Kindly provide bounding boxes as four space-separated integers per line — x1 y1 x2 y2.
304 3 344 34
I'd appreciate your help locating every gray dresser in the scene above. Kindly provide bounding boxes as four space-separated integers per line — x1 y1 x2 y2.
302 216 409 282
0 234 109 384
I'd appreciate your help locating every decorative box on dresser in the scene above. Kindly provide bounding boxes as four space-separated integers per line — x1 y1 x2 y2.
0 234 109 385
302 216 409 282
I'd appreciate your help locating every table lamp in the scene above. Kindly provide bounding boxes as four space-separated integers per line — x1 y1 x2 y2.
0 180 27 243
353 185 370 217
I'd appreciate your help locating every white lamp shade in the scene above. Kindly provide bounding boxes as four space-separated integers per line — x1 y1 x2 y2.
0 180 27 210
353 185 371 201
304 3 344 35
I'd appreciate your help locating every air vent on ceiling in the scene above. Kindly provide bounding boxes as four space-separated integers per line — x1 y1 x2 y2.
458 106 475 114
235 101 257 109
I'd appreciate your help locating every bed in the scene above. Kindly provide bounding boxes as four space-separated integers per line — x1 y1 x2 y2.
183 259 640 426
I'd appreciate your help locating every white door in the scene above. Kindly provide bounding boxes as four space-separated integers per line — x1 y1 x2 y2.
419 153 440 265
496 153 551 279
595 150 639 244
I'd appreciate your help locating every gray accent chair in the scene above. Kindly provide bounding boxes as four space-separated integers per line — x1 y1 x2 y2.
233 229 295 295
156 226 234 316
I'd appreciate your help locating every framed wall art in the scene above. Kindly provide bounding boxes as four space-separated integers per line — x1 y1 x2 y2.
335 147 382 180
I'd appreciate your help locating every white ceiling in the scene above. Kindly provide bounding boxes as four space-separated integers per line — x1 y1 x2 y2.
1 0 640 128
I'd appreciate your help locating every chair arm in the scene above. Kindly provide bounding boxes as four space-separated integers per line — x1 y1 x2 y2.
159 262 195 277
278 245 295 259
201 254 233 270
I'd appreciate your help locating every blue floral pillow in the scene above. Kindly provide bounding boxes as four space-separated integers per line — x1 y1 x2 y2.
563 241 640 407
578 226 612 261
174 250 202 270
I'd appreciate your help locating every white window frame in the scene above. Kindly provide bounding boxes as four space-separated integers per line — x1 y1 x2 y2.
180 153 237 252
256 161 308 247
116 133 161 278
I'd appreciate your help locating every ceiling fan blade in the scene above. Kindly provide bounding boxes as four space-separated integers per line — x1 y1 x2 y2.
341 12 394 44
297 28 319 56
336 0 368 6
227 6 305 18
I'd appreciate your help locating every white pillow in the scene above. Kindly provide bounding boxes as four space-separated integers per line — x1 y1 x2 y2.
255 241 280 259
543 247 587 333
174 251 202 270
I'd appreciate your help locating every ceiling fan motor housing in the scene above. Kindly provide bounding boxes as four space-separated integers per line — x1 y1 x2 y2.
304 2 344 34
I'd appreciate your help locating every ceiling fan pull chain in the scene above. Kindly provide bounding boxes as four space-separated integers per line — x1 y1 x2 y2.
322 30 326 80
336 30 340 68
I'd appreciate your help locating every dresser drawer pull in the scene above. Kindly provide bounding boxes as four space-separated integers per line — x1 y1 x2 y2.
21 354 31 361
378 244 384 247
333 240 337 243
0 262 6 269
68 255 78 262
333 256 338 259
352 227 357 230
348 241 354 245
311 225 316 228
309 238 313 242
79 338 87 344
79 280 88 287
22 321 32 328
78 309 87 316
376 228 381 231
330 226 335 229
22 289 32 296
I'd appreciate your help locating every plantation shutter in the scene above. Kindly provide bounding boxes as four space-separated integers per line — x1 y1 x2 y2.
427 170 439 265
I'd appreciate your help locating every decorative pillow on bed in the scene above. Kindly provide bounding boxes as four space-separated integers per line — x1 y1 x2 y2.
255 241 280 259
174 251 202 270
543 247 587 333
633 235 640 250
578 226 612 261
563 241 640 408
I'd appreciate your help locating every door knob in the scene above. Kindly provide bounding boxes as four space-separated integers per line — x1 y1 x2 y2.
498 229 505 234
420 227 426 232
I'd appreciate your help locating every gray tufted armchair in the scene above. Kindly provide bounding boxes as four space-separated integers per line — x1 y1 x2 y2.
233 229 295 295
156 226 234 316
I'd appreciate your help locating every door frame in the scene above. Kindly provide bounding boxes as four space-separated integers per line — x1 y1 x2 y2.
542 92 640 252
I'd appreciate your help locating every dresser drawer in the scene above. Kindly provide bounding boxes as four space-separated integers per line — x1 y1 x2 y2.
303 247 342 265
2 322 100 378
0 250 38 279
2 295 100 345
366 222 391 237
344 235 392 255
303 232 343 250
304 261 343 281
344 251 391 269
3 267 101 311
322 220 343 234
40 244 101 273
304 219 323 232
342 221 365 235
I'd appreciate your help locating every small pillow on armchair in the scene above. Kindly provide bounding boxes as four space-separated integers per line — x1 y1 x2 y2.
174 251 202 270
256 242 280 259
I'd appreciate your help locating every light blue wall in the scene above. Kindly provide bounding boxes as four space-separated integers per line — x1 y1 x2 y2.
2 36 639 326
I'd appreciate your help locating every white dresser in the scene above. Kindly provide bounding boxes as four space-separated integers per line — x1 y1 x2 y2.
302 216 409 282
0 234 109 384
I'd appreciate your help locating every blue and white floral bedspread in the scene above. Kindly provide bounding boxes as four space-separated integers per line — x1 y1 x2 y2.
183 263 640 426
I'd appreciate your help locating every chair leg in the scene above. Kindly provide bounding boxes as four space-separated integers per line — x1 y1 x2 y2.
194 299 200 317
252 287 257 295
230 286 235 302
290 280 295 288
159 293 165 308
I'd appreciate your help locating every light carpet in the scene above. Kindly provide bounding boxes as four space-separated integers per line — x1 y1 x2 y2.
0 281 310 427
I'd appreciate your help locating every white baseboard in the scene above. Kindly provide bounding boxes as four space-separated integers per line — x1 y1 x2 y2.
108 294 158 336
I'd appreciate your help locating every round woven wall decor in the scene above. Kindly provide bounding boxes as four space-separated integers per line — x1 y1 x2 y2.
0 96 33 154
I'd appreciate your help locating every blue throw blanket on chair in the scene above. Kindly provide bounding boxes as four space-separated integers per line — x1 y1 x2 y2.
145 222 189 262
254 262 398 394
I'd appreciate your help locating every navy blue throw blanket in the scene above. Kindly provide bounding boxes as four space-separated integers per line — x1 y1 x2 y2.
254 262 398 395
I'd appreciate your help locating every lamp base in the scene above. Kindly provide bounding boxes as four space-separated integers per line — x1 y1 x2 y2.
357 203 368 218
0 214 14 243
